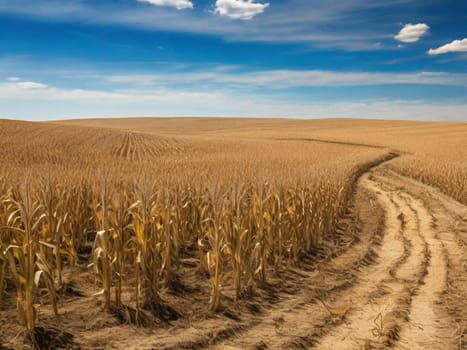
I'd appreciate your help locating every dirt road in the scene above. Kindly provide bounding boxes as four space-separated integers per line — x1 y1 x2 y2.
153 165 466 350
315 167 466 349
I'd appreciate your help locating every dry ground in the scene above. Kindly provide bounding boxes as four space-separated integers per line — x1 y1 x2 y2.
0 117 466 349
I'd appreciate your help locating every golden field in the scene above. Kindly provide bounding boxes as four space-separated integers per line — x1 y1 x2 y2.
0 117 465 349
57 117 467 204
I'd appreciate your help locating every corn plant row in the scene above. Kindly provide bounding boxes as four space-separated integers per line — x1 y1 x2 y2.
0 175 349 327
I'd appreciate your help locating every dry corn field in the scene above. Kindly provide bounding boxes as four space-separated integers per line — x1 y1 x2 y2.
0 117 466 350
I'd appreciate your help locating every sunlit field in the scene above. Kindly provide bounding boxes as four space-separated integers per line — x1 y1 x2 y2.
0 118 465 349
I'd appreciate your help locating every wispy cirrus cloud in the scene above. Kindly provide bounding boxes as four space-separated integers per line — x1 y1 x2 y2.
1 77 50 90
15 81 48 89
136 0 193 10
214 0 269 20
394 23 429 43
104 68 467 88
428 38 467 55
0 79 219 102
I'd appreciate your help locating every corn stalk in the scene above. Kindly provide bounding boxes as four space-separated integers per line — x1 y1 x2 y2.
2 187 58 331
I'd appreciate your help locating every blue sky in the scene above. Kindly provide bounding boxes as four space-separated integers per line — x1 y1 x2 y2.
0 0 466 120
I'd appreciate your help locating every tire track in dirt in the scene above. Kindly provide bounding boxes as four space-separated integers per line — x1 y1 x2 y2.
316 166 465 349
376 169 467 349
315 173 430 349
387 187 451 349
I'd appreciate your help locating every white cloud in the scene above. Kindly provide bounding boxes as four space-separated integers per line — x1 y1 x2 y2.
136 0 193 10
394 23 429 43
7 77 20 82
214 0 269 20
106 69 467 88
428 38 467 55
15 81 48 89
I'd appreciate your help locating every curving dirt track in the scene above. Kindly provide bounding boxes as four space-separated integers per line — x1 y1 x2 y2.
145 162 464 350
315 166 467 350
